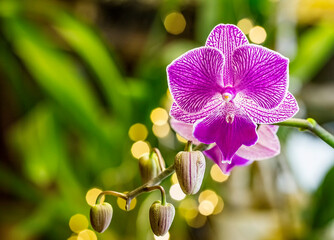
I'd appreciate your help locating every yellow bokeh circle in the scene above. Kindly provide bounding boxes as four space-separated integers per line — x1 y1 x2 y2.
69 214 89 233
164 12 186 35
131 141 150 159
128 123 148 141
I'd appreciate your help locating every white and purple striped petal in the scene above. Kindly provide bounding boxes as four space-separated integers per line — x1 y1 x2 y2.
232 44 289 109
167 47 225 113
206 24 249 86
235 92 299 124
170 96 222 124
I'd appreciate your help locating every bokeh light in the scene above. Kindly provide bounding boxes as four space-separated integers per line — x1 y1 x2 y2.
85 188 104 207
212 196 224 215
249 26 267 44
117 196 137 211
210 164 229 182
198 200 215 216
198 190 219 216
78 229 97 240
152 123 170 138
186 214 207 228
131 141 150 159
170 173 178 185
176 133 187 143
237 18 253 34
150 108 169 126
169 183 186 201
128 123 148 141
154 231 170 240
178 198 198 220
69 214 89 233
164 12 186 35
67 236 78 240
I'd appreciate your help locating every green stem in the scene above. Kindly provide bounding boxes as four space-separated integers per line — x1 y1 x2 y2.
143 185 166 205
124 164 175 210
184 141 192 151
96 190 127 204
273 118 334 148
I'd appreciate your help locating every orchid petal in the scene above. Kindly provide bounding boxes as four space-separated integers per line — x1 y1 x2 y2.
167 47 225 113
232 44 289 109
235 92 299 124
170 97 222 124
193 103 258 162
236 125 280 160
204 146 251 174
170 118 201 145
205 24 249 86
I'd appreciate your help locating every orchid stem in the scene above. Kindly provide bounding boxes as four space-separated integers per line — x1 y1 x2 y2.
143 185 167 205
96 190 127 204
95 143 213 210
273 118 334 148
124 164 175 210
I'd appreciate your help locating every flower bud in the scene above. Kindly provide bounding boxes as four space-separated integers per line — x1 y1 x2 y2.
139 152 161 183
90 202 113 233
149 201 175 236
174 151 206 195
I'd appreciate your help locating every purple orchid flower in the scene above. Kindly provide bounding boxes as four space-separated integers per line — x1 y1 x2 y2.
170 118 280 174
167 24 298 162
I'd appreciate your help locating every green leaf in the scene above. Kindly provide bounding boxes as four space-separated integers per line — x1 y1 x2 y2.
290 23 334 83
310 164 334 229
3 17 114 146
51 12 131 120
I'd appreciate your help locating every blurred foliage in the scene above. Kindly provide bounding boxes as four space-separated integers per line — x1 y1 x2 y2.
0 0 333 239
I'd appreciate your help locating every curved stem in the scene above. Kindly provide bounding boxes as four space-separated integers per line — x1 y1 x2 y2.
273 118 334 148
125 164 175 210
143 185 166 205
96 190 127 204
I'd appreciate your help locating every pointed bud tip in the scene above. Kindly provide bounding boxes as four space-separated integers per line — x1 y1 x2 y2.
90 202 113 233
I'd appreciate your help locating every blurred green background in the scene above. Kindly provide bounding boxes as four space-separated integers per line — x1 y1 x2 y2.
0 0 334 239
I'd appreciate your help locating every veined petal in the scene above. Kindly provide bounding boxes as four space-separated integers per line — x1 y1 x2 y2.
167 47 225 113
205 24 249 86
193 103 258 162
236 125 280 160
170 97 222 124
232 44 289 109
170 118 201 145
235 92 299 124
204 146 251 174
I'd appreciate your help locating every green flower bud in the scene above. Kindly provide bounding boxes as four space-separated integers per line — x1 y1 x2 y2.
174 151 206 195
139 152 161 183
149 201 175 236
90 202 113 233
